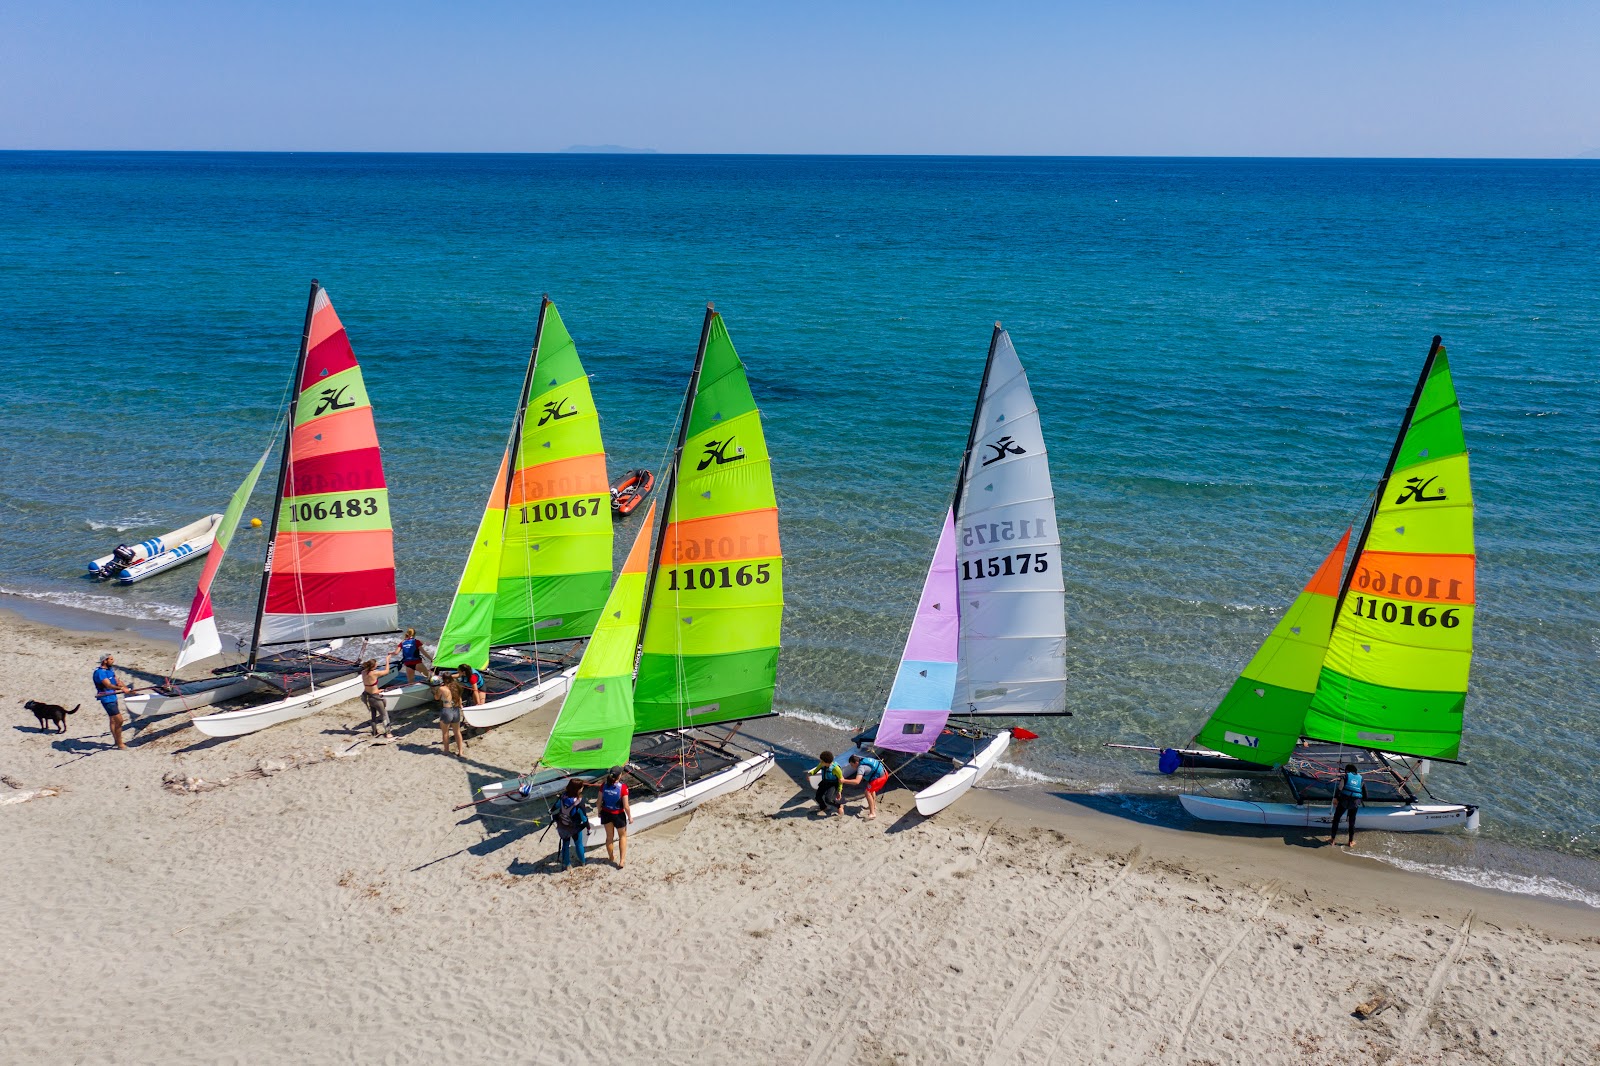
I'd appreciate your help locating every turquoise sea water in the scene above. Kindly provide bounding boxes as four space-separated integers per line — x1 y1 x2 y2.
2 153 1597 902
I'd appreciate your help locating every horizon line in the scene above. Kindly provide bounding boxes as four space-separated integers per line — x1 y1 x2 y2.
4 149 1599 162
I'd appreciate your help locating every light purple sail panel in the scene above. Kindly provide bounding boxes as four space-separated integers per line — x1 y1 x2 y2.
876 510 959 754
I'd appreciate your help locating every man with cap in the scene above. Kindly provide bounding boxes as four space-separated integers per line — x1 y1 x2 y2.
92 654 134 750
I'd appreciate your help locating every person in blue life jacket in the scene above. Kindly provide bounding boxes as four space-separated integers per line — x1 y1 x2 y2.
806 750 845 817
843 752 890 821
553 777 590 870
92 654 134 750
582 767 632 868
1330 763 1364 847
456 664 485 706
394 628 428 683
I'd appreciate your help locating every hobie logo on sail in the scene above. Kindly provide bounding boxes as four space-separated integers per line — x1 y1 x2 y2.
312 385 356 416
1224 731 1260 748
980 435 1026 467
537 397 578 426
696 437 746 471
1393 475 1446 505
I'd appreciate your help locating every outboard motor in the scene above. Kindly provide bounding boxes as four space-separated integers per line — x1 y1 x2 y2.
99 544 137 579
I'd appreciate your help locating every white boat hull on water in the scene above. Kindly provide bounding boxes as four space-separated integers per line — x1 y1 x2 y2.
123 675 257 718
190 672 365 738
1179 793 1479 832
461 666 577 729
88 514 224 583
479 751 775 845
914 729 1012 817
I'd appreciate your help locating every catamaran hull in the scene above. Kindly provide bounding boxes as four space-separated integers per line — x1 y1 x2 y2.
478 752 776 845
189 673 365 738
1179 793 1479 832
123 676 257 717
461 666 577 729
914 729 1012 817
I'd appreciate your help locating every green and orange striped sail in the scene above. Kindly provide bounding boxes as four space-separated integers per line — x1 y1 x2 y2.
1304 339 1474 760
543 503 656 770
632 307 783 734
435 298 612 668
1193 530 1349 767
259 283 397 647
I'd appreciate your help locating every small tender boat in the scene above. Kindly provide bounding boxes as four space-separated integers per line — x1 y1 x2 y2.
87 514 224 583
609 468 655 517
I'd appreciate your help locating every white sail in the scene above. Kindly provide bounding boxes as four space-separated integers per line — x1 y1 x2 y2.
952 329 1067 717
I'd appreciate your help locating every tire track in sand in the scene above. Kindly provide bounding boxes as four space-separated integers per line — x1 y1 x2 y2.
1400 911 1474 1052
978 845 1144 1066
1170 878 1282 1057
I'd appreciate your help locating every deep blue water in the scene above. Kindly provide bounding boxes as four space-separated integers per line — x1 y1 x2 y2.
2 153 1597 900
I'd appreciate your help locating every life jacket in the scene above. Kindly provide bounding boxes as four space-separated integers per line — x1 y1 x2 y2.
818 763 842 786
460 668 482 689
600 782 627 812
859 756 886 780
555 795 587 827
400 638 421 661
1339 771 1364 800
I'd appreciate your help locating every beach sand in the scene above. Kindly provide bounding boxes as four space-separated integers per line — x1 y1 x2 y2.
2 604 1597 1065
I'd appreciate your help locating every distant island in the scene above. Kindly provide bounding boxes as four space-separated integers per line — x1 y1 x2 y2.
561 144 657 154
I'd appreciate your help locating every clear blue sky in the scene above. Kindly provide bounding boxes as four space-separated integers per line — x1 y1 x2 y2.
3 0 1597 156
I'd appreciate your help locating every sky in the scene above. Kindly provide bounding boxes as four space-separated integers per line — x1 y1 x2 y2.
2 0 1598 156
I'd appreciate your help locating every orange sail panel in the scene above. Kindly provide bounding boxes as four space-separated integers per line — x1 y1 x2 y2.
260 286 398 644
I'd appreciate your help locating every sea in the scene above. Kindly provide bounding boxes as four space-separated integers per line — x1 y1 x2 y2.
2 152 1597 907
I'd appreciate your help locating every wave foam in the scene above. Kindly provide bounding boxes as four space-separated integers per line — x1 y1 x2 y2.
0 585 190 628
993 761 1073 786
778 710 857 732
1366 854 1600 910
85 514 156 533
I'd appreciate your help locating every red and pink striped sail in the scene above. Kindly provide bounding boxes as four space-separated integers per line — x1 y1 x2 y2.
875 509 960 753
259 286 398 645
174 444 272 670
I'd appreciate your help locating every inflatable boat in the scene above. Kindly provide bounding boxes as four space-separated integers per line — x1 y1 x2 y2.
87 514 224 584
610 469 655 517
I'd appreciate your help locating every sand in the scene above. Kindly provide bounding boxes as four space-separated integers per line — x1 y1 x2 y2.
2 603 1597 1065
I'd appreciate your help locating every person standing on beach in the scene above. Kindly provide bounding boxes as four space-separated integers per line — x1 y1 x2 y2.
589 767 631 867
457 664 486 706
806 750 845 816
553 778 589 870
843 752 890 820
92 654 133 750
360 656 393 738
436 678 465 756
395 628 428 684
1330 763 1364 846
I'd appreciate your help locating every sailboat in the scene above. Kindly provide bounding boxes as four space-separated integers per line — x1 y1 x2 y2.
473 304 781 835
379 297 613 728
854 324 1069 817
1179 337 1480 831
126 282 403 736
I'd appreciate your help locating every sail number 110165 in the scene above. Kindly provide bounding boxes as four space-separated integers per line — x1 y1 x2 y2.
665 563 773 591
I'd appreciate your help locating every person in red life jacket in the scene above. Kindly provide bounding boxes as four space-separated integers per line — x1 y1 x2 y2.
394 628 428 684
1330 763 1364 847
843 752 890 820
456 664 485 706
584 766 632 868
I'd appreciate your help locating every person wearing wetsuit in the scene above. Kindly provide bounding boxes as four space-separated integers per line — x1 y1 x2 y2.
843 752 890 821
807 750 845 817
92 654 132 750
1330 763 1363 846
554 778 589 870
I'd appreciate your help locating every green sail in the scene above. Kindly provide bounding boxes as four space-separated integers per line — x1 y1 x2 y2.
632 310 784 734
493 301 614 645
542 505 655 771
1304 344 1475 760
1193 531 1349 766
433 450 511 670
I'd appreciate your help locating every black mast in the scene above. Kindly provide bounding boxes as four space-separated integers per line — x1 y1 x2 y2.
247 280 320 671
634 303 715 665
502 296 551 650
1329 335 1444 623
951 323 1005 525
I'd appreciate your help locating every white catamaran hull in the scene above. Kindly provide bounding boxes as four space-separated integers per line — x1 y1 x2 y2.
189 672 366 738
460 666 577 729
1179 793 1479 832
914 729 1012 817
479 751 776 845
123 675 257 717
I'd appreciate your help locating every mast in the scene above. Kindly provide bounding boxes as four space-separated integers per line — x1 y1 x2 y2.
1328 335 1444 623
635 302 715 662
951 323 1004 525
247 280 319 670
498 296 551 649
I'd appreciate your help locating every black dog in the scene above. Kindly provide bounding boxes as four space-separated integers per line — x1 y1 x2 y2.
24 700 78 734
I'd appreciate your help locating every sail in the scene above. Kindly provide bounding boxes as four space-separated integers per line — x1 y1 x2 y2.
1305 344 1474 760
174 443 273 670
876 510 959 753
260 285 398 646
1192 530 1350 766
633 310 783 734
543 504 656 771
433 449 511 670
953 328 1067 717
495 301 613 646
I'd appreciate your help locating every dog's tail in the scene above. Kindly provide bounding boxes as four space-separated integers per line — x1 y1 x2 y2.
69 705 80 714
